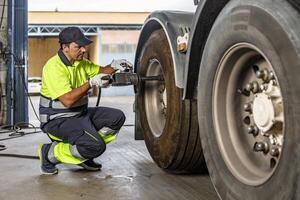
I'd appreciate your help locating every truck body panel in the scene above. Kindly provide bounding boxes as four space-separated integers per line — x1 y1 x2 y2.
134 11 193 89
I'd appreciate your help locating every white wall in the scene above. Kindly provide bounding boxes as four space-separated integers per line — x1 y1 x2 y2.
28 0 196 12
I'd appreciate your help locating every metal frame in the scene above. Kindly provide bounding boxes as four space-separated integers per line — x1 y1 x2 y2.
6 0 28 126
28 24 142 37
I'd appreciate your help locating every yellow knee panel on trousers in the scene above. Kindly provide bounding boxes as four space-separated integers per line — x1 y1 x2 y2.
54 143 82 165
98 132 116 144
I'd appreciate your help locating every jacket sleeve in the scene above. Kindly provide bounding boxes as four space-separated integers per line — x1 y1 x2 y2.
84 59 100 78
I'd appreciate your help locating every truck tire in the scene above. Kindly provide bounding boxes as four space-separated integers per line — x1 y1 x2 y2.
136 29 206 173
197 0 300 199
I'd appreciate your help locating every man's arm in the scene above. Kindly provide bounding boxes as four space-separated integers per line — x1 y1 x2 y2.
58 82 90 108
58 60 130 107
58 66 113 108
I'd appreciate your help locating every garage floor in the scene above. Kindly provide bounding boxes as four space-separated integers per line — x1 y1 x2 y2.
0 96 218 200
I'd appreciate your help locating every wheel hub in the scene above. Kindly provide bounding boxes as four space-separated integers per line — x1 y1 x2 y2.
253 81 282 133
253 93 274 132
144 59 166 137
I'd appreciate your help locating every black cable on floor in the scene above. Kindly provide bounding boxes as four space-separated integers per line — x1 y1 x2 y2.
0 143 39 159
0 153 39 159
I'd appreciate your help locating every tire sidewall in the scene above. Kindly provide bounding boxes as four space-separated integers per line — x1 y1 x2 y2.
137 29 183 168
198 0 300 199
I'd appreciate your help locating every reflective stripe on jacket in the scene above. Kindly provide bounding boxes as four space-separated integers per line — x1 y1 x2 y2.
39 95 88 125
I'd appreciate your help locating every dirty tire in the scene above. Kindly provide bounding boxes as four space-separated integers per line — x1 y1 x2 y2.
137 29 206 173
198 0 300 199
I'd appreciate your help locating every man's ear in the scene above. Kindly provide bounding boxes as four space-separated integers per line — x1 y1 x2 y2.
62 43 70 51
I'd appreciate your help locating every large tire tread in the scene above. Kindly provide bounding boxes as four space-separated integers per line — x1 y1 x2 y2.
137 29 206 173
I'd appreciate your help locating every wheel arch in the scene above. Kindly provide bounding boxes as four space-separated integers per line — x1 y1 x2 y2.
134 11 193 89
134 11 193 140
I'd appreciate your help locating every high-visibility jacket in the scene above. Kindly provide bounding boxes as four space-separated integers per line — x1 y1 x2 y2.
39 49 99 126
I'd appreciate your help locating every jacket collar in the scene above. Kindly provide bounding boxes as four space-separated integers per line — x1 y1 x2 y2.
58 49 72 66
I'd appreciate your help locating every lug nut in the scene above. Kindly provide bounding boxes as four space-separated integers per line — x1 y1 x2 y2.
270 147 280 157
245 83 253 92
237 88 250 96
254 142 269 153
244 103 252 113
251 81 259 93
256 70 264 79
245 82 260 93
258 69 270 82
260 84 268 91
269 71 275 80
248 125 259 136
161 107 167 116
256 69 269 80
269 137 277 145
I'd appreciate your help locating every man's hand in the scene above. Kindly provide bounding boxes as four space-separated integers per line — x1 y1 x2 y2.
89 74 111 88
100 66 115 74
110 59 133 71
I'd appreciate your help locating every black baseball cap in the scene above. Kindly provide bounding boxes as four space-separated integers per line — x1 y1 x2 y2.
59 27 92 46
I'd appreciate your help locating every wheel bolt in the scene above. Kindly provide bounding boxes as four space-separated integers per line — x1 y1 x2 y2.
254 142 269 153
251 81 259 93
245 83 253 92
256 69 270 82
248 125 259 136
270 147 279 157
244 103 252 112
269 71 275 80
161 107 167 116
237 88 250 96
269 137 277 145
256 70 264 79
260 84 268 91
245 81 259 93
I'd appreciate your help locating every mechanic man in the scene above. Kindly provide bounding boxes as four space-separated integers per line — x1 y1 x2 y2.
38 26 131 175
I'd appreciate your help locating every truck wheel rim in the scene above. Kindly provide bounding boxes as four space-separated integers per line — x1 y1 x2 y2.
144 58 166 137
213 43 284 186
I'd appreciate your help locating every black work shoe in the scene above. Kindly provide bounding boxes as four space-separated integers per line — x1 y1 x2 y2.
38 144 58 175
79 159 102 171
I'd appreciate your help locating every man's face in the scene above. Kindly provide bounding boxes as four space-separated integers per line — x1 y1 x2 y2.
63 42 87 61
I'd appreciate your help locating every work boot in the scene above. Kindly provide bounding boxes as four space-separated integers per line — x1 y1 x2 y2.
79 159 102 171
38 143 58 175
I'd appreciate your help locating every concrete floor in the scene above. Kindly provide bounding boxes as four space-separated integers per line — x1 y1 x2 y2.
0 96 218 200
